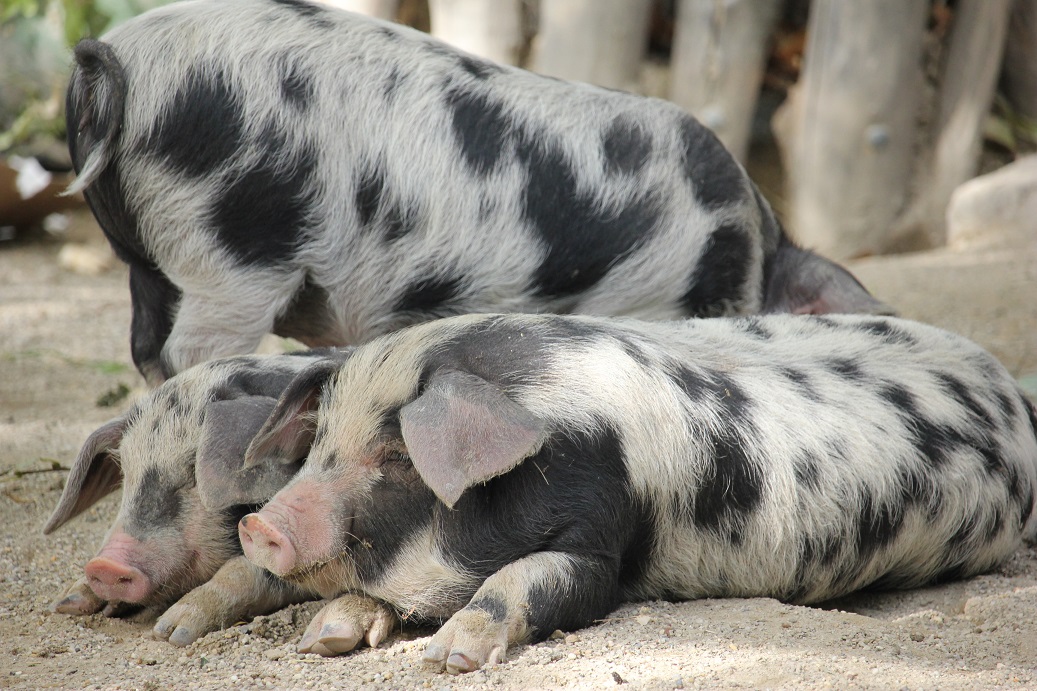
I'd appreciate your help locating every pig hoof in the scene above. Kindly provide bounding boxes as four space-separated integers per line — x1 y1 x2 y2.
446 652 478 675
169 627 201 647
300 623 362 657
51 581 105 615
298 595 395 657
423 605 510 673
153 606 205 647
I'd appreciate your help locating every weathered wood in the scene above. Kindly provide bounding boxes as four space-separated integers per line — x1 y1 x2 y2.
784 0 929 260
428 0 524 65
1003 0 1037 120
669 0 782 162
910 0 1012 247
532 0 653 91
321 0 399 20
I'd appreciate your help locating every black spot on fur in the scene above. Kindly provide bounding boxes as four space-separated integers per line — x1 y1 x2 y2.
739 317 772 340
827 358 865 381
273 278 335 344
147 68 245 178
935 373 996 429
211 138 315 265
794 453 822 491
383 201 419 243
517 133 659 298
131 467 183 530
666 364 710 402
857 319 917 346
355 165 386 230
602 116 651 176
280 59 314 111
467 595 508 622
393 274 465 315
881 384 967 468
679 114 747 210
856 492 904 558
712 372 752 423
692 428 762 538
679 223 752 317
459 55 503 80
383 67 404 100
447 88 511 176
270 0 333 28
128 263 180 381
779 367 822 402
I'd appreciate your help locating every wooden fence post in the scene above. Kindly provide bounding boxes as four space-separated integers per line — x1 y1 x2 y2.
428 0 525 65
322 0 400 20
1003 0 1037 120
784 0 929 260
532 0 653 91
669 0 782 163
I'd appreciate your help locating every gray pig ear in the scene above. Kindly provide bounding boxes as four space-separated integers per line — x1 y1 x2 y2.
44 418 127 535
196 396 302 511
399 370 548 509
244 359 341 468
762 241 896 316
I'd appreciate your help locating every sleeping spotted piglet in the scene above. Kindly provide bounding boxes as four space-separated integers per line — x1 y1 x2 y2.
45 349 349 644
236 313 1037 673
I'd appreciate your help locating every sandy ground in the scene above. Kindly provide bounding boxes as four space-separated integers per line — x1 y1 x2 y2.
2 211 1036 690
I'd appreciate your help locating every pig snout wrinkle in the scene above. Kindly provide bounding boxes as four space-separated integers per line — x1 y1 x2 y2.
84 557 152 603
239 513 298 577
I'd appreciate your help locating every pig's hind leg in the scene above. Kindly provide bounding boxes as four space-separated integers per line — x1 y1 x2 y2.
152 556 313 646
423 551 619 675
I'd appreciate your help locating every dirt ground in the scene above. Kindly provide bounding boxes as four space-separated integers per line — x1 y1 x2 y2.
1 210 1036 690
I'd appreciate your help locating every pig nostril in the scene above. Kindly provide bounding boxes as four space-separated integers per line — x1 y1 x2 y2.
267 541 281 552
117 577 132 584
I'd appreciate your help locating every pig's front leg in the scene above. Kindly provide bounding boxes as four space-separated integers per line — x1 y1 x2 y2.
152 556 313 646
297 593 397 657
423 552 618 675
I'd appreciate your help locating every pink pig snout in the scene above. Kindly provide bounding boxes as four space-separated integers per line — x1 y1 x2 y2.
239 512 299 576
239 481 341 578
84 532 153 603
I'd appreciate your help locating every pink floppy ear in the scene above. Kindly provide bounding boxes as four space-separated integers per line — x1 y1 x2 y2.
244 358 341 468
44 418 127 534
195 396 303 511
399 369 548 509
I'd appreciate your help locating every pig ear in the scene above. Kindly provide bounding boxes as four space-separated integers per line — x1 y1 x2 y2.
196 396 303 511
244 358 341 468
43 418 127 535
763 241 896 316
399 369 548 509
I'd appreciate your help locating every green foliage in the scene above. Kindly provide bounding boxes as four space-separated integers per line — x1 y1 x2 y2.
1 0 112 45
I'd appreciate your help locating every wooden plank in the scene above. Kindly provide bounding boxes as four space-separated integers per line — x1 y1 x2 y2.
429 0 525 65
532 0 653 91
785 0 929 260
912 0 1012 246
669 0 782 162
323 0 399 20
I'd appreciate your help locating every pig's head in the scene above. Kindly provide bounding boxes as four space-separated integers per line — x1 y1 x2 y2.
44 351 349 614
238 321 549 594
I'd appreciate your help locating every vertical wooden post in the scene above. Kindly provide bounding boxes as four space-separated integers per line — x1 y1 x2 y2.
532 0 653 91
1003 0 1037 120
903 0 1012 247
428 0 524 65
669 0 782 162
322 0 400 20
785 0 929 260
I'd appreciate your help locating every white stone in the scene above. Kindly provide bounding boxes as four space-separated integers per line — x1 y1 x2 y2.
947 155 1037 250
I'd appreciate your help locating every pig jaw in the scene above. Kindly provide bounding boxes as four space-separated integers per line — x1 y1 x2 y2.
239 481 347 580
